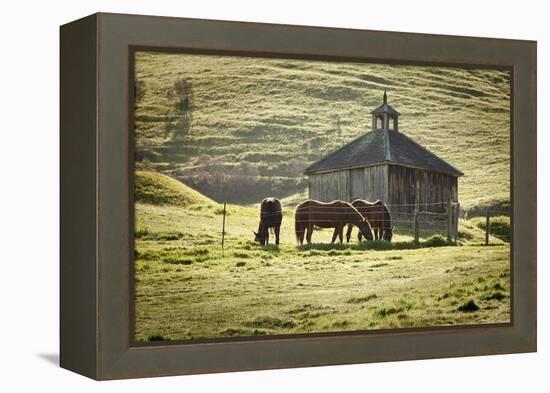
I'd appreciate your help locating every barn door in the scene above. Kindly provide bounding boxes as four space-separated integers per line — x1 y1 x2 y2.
350 168 364 200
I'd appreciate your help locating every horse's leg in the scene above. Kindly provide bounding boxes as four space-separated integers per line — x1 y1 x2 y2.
338 224 344 244
275 224 280 245
296 220 304 245
331 224 341 243
306 223 313 244
357 229 362 242
259 223 265 245
331 226 338 244
346 224 353 243
265 225 269 245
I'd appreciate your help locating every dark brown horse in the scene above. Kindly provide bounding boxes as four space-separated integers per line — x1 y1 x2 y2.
346 199 393 242
254 197 283 245
295 200 373 245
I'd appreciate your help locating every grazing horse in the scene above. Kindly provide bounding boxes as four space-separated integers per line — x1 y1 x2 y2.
254 197 283 246
346 199 393 242
295 200 373 245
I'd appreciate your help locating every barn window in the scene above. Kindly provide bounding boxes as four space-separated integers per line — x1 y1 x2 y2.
376 117 382 129
389 118 395 130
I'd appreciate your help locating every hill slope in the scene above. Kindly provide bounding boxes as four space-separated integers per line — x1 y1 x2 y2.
134 52 510 211
135 170 214 207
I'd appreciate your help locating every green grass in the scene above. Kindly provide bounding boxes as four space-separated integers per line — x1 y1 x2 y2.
134 202 510 341
134 52 510 213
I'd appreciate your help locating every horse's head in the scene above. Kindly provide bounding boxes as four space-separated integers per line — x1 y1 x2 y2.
253 231 266 245
359 219 374 241
383 226 394 242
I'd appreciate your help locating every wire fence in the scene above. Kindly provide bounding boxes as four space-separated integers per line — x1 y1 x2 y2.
222 200 510 247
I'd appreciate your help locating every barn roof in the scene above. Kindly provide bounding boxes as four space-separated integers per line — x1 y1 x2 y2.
371 102 399 115
303 129 463 176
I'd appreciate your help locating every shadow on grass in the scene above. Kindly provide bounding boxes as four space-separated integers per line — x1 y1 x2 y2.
241 240 280 253
297 235 454 252
261 244 280 253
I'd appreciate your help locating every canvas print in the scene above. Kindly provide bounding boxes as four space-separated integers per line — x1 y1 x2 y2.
132 51 511 342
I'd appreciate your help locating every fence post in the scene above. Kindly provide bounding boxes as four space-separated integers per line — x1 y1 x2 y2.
485 209 490 246
221 202 227 256
447 200 452 243
414 210 419 245
454 203 460 243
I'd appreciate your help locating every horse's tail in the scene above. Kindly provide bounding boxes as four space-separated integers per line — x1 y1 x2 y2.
295 212 306 245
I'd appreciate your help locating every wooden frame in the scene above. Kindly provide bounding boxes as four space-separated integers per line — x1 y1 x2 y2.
60 12 537 380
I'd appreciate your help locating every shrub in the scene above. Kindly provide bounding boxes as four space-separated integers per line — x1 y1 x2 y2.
164 257 193 265
482 291 506 301
220 328 266 337
187 248 209 256
374 306 404 318
346 294 378 304
244 317 296 329
457 300 480 312
135 230 186 241
147 334 169 341
423 234 449 247
135 227 150 238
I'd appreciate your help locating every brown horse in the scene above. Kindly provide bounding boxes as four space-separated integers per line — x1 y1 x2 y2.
295 200 373 245
346 199 393 242
254 197 283 245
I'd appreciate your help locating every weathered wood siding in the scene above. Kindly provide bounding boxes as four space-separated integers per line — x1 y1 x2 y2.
350 165 388 202
308 170 350 201
308 164 458 229
387 164 458 225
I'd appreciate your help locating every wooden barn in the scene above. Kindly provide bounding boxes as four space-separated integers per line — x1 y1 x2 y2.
303 91 463 223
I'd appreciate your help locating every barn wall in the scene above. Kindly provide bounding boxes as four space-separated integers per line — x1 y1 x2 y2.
308 165 459 229
350 165 388 202
308 170 350 202
387 165 458 227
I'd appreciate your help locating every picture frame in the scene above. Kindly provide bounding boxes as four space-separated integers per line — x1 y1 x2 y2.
60 12 536 380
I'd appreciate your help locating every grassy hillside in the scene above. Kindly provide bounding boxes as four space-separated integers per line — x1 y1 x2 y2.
134 52 510 210
470 215 511 242
135 170 215 207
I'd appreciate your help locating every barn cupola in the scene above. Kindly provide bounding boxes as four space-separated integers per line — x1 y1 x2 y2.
371 90 399 132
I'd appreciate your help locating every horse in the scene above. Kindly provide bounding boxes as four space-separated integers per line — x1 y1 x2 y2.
294 200 373 245
346 199 393 242
253 197 283 246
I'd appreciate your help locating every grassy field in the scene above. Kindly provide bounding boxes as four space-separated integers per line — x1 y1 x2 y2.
134 52 510 213
135 201 510 341
134 174 510 341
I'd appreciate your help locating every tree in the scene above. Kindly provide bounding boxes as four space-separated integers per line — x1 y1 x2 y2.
165 78 194 140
